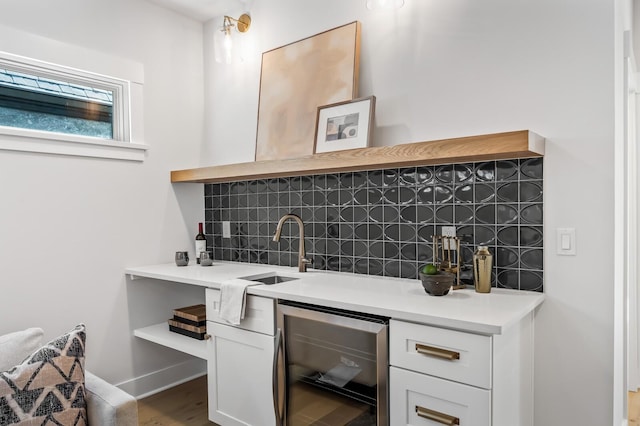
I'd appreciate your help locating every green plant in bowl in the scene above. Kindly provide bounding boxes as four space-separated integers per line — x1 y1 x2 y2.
421 263 438 275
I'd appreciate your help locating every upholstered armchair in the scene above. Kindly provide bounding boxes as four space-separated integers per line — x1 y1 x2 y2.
0 326 138 426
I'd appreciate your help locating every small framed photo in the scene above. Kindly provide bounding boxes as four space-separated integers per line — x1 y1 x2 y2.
314 96 375 154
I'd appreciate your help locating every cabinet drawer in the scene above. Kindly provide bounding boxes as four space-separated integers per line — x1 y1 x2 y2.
390 319 492 389
205 288 275 335
390 366 490 426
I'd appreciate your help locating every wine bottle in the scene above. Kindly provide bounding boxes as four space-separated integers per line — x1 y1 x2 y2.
195 222 206 264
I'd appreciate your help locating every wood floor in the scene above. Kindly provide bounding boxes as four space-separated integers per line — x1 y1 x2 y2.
138 376 215 426
139 379 640 425
631 391 640 424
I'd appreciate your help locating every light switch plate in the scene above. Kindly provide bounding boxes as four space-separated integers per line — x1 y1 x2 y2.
557 228 576 255
222 221 231 238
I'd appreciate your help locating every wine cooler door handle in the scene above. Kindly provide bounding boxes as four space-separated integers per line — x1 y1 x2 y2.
273 328 285 426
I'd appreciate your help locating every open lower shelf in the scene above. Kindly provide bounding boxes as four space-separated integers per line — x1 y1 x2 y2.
170 130 544 183
134 323 208 360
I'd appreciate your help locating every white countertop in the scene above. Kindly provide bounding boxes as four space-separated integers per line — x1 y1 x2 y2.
126 261 544 335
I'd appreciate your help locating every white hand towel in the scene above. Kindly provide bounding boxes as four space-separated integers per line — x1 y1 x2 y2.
218 279 257 325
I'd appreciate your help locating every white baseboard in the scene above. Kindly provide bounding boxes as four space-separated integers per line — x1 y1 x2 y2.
115 358 207 399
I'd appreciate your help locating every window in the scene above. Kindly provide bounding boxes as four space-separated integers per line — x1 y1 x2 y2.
0 68 116 139
0 48 146 161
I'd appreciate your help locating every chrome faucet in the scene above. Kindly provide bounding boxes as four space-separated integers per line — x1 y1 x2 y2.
273 214 312 272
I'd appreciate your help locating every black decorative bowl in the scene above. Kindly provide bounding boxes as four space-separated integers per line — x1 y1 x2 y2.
419 271 455 296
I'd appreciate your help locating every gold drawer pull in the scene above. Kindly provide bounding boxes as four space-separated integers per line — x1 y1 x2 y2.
416 405 460 425
415 343 460 360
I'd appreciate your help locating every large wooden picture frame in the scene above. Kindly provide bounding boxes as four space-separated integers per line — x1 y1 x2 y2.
255 21 361 161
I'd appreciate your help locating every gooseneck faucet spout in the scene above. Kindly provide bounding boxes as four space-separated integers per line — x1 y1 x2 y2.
273 214 312 272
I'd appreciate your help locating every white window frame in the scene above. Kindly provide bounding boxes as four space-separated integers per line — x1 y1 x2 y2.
0 50 147 161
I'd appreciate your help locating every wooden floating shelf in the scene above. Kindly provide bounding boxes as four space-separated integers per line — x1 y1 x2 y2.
171 130 544 184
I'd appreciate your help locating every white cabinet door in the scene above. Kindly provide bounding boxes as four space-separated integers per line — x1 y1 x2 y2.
208 322 275 426
390 366 490 426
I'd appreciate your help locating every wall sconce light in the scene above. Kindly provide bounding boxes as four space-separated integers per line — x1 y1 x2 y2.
214 13 252 64
366 0 405 10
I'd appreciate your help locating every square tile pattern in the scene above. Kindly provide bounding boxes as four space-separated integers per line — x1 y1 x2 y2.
204 158 543 291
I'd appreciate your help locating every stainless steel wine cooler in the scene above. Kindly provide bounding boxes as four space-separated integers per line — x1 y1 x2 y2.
275 301 389 426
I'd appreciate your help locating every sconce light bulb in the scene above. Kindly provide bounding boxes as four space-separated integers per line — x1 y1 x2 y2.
224 32 232 49
223 31 233 64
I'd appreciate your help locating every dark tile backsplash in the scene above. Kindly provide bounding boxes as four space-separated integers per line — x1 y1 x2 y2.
204 158 543 291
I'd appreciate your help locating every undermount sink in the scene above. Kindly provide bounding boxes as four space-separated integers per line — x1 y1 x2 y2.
242 274 299 285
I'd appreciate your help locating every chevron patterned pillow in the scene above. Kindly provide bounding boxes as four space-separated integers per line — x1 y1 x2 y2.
0 324 87 425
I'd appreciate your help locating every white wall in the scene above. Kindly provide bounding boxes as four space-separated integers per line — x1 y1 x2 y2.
0 0 207 392
204 1 616 425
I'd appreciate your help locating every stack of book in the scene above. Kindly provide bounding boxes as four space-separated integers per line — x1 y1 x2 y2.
168 304 207 340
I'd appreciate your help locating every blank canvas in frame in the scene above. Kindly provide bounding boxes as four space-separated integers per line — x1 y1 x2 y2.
255 21 361 161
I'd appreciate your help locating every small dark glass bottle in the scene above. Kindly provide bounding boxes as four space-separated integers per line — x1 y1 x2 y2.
195 222 206 264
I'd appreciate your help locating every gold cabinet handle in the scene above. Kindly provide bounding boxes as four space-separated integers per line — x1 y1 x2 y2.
415 343 460 360
416 405 460 425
